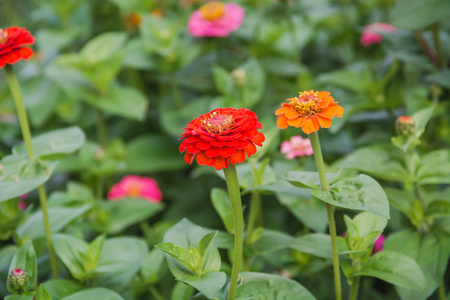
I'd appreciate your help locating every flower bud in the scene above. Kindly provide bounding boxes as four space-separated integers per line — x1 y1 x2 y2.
232 68 247 87
396 115 415 136
9 268 29 291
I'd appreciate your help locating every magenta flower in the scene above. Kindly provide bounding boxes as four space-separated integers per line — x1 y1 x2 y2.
187 1 245 37
360 22 397 47
280 136 313 159
107 175 162 203
18 194 28 211
372 234 385 255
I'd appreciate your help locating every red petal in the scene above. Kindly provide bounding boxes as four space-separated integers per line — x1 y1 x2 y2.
220 147 236 158
197 152 215 167
229 150 246 165
244 142 257 157
205 147 222 158
196 141 211 150
184 153 195 164
252 132 265 146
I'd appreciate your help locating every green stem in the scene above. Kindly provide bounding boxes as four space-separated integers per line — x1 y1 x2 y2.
413 30 440 68
4 65 58 279
96 109 107 148
149 285 165 300
438 280 445 300
245 191 260 245
349 276 360 300
432 23 444 68
12 231 23 247
223 164 244 300
309 131 341 300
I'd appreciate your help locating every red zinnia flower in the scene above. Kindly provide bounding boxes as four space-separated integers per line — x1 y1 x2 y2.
0 27 35 68
275 90 344 134
179 108 265 170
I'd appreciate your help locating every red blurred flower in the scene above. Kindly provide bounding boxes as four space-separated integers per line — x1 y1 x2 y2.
107 175 162 203
0 27 34 68
179 108 265 170
372 234 385 255
360 22 397 47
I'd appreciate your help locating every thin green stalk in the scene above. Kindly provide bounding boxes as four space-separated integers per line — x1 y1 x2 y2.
223 164 244 300
245 191 260 245
413 30 440 68
149 285 165 300
349 276 360 300
438 280 445 300
432 23 444 68
4 65 58 278
309 131 341 300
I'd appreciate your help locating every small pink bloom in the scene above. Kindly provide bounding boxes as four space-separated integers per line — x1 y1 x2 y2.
280 136 313 159
360 22 397 47
188 2 245 37
12 268 25 276
18 194 28 211
107 175 162 203
372 234 385 255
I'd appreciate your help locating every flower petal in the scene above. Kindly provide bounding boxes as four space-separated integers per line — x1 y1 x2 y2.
276 115 289 129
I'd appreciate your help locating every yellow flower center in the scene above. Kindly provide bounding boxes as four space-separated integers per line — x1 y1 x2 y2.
202 112 234 134
0 29 9 45
127 182 142 197
289 91 320 117
199 2 226 21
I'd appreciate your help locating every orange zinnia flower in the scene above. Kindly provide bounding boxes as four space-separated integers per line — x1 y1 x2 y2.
275 90 344 134
179 108 265 170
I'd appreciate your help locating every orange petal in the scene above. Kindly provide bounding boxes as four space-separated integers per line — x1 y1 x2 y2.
252 132 265 146
319 104 344 118
317 91 331 99
213 156 228 170
197 152 215 167
276 115 289 129
244 142 257 157
284 110 300 120
317 115 332 128
301 117 320 134
229 150 246 165
275 106 291 116
287 117 305 127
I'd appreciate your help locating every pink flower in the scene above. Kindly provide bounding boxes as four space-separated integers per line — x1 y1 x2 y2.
187 2 245 37
107 175 162 203
372 234 385 255
18 194 28 211
360 22 397 47
280 136 313 159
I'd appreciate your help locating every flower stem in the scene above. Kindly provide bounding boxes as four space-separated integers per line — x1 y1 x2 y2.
413 30 440 68
245 191 260 245
309 131 341 300
349 276 360 300
438 280 445 300
223 164 244 300
4 65 59 279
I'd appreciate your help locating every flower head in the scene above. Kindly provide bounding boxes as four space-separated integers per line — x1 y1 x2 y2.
281 136 313 159
107 175 162 203
0 27 34 68
188 2 245 37
9 268 29 291
18 194 28 211
179 108 265 170
275 90 344 134
372 234 385 255
361 22 397 47
395 115 415 136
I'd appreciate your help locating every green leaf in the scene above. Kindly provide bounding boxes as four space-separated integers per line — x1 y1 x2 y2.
212 66 233 97
81 234 106 272
355 251 426 291
100 199 163 234
339 146 409 183
417 150 450 185
285 171 337 189
36 284 52 300
385 229 450 299
125 134 186 172
352 212 388 237
312 174 390 218
53 234 88 281
60 288 125 300
181 272 226 300
390 0 450 29
43 279 84 299
198 232 220 273
7 241 37 293
384 188 415 219
0 245 18 270
235 272 316 300
155 243 197 274
13 127 85 160
80 32 127 63
426 200 450 218
0 157 56 202
83 86 148 121
171 281 194 300
250 229 293 255
276 193 328 233
289 233 332 259
140 249 167 284
210 188 234 234
17 204 91 240
240 58 266 107
5 293 35 300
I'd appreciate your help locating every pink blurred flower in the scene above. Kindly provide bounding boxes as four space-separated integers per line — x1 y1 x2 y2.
188 2 245 37
372 234 385 255
18 194 28 211
107 175 162 203
280 136 313 159
360 22 397 47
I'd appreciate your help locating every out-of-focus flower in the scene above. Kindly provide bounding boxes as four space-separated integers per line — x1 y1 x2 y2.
395 115 415 136
232 68 247 87
179 108 265 170
360 22 397 47
107 175 162 203
372 234 385 255
280 136 313 159
151 8 164 19
18 194 28 211
188 2 245 37
124 12 142 30
9 268 28 291
0 27 34 68
275 90 344 134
